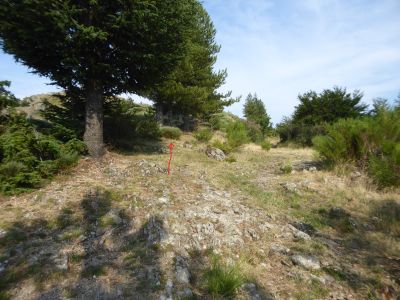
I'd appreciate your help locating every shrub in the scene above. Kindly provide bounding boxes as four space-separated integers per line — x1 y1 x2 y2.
209 112 239 131
260 140 271 151
0 161 27 177
64 138 87 154
0 85 87 195
212 140 233 154
0 117 85 194
57 151 80 169
280 164 293 174
225 156 237 163
34 137 62 160
226 121 249 149
37 160 59 177
103 98 160 149
276 118 326 146
203 256 245 298
194 128 213 143
42 94 161 150
245 121 263 143
160 126 182 140
313 109 400 187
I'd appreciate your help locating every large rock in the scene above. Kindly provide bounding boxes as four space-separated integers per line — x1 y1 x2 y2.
291 254 320 270
175 256 190 284
205 147 226 161
280 182 297 192
291 222 316 235
293 230 311 241
143 216 168 246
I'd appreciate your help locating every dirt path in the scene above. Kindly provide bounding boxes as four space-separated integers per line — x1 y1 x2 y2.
0 138 399 299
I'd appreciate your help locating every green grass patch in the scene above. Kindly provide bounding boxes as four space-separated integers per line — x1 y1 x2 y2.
280 164 293 174
160 126 182 140
323 267 347 281
203 256 245 298
57 228 83 241
194 128 213 143
260 140 271 151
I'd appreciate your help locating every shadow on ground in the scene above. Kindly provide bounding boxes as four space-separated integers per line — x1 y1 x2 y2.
303 199 400 297
0 187 275 300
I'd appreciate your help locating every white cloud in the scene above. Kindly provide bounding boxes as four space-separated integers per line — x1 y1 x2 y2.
204 0 400 123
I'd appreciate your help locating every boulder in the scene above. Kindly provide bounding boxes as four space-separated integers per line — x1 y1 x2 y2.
205 147 226 161
291 254 320 270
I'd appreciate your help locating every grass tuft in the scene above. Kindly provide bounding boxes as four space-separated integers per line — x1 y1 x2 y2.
203 256 245 297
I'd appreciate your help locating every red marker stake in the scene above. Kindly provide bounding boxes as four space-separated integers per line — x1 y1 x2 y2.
168 143 174 175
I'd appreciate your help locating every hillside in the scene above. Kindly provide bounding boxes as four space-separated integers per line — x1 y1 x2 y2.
0 136 399 299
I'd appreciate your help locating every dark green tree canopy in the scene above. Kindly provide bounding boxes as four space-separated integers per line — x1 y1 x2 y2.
243 93 271 134
370 97 391 115
0 81 19 110
293 87 367 125
0 0 196 95
0 0 199 156
147 2 236 119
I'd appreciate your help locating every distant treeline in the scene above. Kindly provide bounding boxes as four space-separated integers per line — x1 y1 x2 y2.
275 86 400 187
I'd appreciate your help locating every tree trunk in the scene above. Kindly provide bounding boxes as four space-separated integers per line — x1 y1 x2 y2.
84 80 104 157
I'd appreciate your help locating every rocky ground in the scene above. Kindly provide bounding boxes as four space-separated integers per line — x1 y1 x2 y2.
0 135 399 299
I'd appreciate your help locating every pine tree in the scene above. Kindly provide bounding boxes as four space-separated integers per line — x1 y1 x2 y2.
293 87 367 125
0 81 18 110
243 93 271 134
0 0 198 156
147 2 236 123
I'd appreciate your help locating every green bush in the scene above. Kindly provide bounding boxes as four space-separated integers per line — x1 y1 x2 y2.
245 121 263 143
0 115 84 194
160 126 182 140
225 156 237 163
64 138 87 154
276 118 326 146
209 112 239 131
260 140 271 151
103 98 160 149
194 128 213 143
313 109 400 187
203 256 245 298
42 94 161 150
212 140 233 154
0 84 86 195
280 164 293 174
57 151 80 169
226 121 249 149
0 161 27 177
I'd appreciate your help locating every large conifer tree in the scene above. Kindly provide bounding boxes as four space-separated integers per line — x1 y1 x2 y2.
147 2 235 122
0 0 197 156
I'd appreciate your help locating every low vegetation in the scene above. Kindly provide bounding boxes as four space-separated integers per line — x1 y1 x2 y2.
226 121 249 149
260 140 271 151
277 87 367 146
313 108 400 187
203 256 246 298
0 84 86 194
1 1 398 299
160 126 182 140
194 128 213 143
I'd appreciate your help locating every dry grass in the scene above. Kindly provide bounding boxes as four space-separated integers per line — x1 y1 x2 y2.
0 138 399 299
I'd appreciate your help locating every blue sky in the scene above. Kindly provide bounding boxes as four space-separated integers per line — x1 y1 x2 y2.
1 0 399 124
